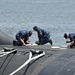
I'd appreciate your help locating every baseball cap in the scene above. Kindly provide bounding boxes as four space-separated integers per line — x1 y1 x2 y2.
33 26 37 30
64 33 67 39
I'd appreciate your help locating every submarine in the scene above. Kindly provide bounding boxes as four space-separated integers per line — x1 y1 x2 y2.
0 31 75 75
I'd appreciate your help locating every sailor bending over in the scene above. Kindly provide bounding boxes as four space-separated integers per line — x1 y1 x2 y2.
64 33 75 48
13 30 32 46
33 26 53 45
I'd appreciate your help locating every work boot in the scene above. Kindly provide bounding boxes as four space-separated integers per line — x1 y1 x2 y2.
48 39 53 45
13 40 18 46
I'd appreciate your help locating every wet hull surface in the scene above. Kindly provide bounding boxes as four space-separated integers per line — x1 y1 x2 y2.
0 45 75 75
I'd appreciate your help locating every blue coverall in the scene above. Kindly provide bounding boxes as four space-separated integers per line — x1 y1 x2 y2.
69 33 75 48
37 28 50 44
16 30 28 46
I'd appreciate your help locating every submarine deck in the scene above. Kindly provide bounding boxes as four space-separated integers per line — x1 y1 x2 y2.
0 45 75 75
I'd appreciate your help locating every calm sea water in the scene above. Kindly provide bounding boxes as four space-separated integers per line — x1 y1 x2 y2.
0 0 75 46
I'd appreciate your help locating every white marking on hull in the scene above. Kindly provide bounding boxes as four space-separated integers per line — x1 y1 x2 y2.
0 49 17 58
9 50 45 75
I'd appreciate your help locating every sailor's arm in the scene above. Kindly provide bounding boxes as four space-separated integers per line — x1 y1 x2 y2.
68 41 74 48
20 38 26 46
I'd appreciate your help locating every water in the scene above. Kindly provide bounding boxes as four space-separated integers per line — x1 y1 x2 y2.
0 0 75 46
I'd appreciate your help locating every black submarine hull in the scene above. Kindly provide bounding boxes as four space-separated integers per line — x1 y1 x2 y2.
0 31 13 45
0 32 75 75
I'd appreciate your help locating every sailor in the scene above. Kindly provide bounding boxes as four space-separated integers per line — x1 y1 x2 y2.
64 33 75 48
13 30 32 46
33 26 53 45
